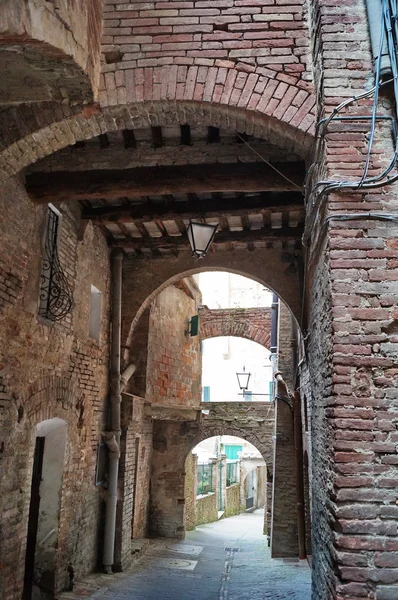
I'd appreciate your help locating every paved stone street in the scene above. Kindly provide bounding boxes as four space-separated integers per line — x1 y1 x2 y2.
58 510 311 600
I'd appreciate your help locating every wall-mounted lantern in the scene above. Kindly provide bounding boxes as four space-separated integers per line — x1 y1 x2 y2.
187 220 218 258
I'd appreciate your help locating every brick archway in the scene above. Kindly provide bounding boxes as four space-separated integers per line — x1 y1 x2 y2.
193 425 273 469
0 375 90 600
122 262 301 365
199 307 272 349
0 93 314 182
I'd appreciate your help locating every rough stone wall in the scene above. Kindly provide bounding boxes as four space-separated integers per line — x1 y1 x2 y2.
0 178 110 599
150 420 196 538
256 465 267 511
0 0 103 104
196 493 218 526
184 452 197 530
225 483 240 518
146 282 202 408
199 306 272 347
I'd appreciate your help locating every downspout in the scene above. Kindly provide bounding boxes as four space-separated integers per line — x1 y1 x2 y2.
290 315 298 387
103 249 123 574
270 294 279 399
292 391 306 560
270 293 278 355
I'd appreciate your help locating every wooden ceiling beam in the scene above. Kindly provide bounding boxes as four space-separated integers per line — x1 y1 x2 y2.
111 225 304 249
26 162 305 204
81 191 304 223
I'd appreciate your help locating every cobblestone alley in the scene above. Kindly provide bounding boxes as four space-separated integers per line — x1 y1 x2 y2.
58 510 311 600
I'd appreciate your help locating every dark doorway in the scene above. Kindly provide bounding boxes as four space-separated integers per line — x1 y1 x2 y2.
23 436 45 600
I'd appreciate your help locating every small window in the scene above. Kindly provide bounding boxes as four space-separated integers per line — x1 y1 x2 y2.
38 205 72 322
95 441 108 486
89 285 102 341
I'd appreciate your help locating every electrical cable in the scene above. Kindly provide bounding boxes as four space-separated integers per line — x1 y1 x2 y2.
235 132 304 193
304 0 398 250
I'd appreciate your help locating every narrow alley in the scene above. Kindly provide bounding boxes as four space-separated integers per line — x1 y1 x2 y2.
58 511 311 600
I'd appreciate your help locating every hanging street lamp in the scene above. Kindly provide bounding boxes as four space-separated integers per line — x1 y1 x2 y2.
187 220 218 258
236 366 251 392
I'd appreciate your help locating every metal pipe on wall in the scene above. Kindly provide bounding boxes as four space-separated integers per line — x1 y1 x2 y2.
292 390 306 560
103 249 123 574
270 293 279 354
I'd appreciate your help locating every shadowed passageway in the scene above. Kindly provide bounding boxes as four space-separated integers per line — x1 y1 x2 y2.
58 511 311 600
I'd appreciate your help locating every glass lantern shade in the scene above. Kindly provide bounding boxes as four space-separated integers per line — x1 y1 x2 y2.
236 369 251 391
187 220 218 258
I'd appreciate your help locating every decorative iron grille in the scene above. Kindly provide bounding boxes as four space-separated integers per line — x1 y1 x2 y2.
38 207 73 322
197 463 213 495
226 461 238 486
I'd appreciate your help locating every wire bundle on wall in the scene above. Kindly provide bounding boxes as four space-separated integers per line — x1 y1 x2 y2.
304 0 398 249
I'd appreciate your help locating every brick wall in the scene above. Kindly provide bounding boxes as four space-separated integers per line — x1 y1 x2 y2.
0 177 110 599
146 281 202 407
199 306 272 348
270 300 298 557
102 0 310 77
307 0 398 594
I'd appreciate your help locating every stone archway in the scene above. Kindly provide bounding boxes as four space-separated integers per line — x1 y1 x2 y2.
0 94 315 183
149 403 274 537
122 263 300 366
0 375 89 600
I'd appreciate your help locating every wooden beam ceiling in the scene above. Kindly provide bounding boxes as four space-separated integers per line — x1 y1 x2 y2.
111 225 304 249
81 191 304 223
25 162 305 204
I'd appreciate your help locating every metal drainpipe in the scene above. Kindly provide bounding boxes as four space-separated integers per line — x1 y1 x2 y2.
270 293 278 354
292 391 306 560
103 249 123 574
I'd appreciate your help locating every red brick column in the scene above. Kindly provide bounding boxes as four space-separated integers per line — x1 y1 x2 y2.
308 0 398 596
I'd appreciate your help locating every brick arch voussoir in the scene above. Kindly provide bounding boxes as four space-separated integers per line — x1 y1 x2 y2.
10 374 87 431
193 425 274 468
200 328 271 350
0 74 315 182
123 263 299 365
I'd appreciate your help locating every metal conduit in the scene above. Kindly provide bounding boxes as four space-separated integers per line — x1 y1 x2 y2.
365 0 392 77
